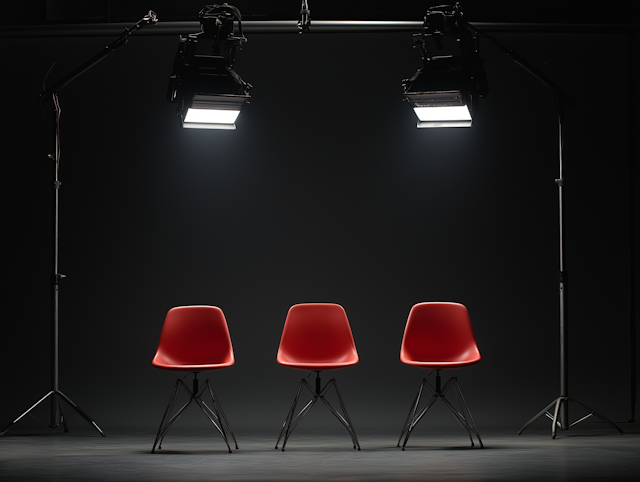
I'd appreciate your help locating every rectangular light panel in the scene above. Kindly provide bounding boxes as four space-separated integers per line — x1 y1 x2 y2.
405 91 472 128
184 108 241 129
413 105 472 128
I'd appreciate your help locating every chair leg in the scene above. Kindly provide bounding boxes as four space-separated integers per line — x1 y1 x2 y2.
207 381 239 449
152 379 193 453
277 379 318 451
152 379 180 451
275 380 303 449
399 376 482 449
195 380 237 453
397 378 426 447
440 378 483 448
433 378 476 445
401 391 439 450
276 374 360 451
159 379 196 449
453 379 483 447
152 376 237 453
321 379 360 450
194 400 231 453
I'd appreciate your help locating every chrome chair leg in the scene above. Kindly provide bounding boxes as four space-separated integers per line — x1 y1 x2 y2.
279 381 318 451
153 380 194 452
154 380 183 450
276 373 360 451
207 382 238 449
437 379 475 445
275 381 305 450
401 392 438 450
329 379 360 450
194 396 231 453
450 378 483 447
152 375 237 453
399 374 483 449
398 378 426 447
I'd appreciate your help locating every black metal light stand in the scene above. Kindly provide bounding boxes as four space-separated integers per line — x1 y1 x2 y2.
516 102 624 437
466 25 624 438
0 11 158 437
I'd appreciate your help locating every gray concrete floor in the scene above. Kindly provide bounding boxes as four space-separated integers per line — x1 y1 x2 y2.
1 424 639 481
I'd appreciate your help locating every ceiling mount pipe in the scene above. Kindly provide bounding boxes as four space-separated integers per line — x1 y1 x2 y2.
0 20 632 39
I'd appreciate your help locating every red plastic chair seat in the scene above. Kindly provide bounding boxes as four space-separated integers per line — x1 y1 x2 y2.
277 303 359 370
152 306 234 372
400 302 481 369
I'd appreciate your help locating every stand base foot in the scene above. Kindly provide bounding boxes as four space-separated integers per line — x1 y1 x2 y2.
1 390 104 437
518 396 624 438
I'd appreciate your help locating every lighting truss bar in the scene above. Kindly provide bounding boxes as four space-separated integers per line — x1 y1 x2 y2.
0 21 632 38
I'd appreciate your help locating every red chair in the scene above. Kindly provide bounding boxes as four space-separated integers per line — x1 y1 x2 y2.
397 302 483 449
151 306 238 453
275 303 360 451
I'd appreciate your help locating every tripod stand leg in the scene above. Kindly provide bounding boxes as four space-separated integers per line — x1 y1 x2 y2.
0 391 54 436
568 398 624 435
518 398 559 435
57 391 104 437
551 398 562 439
57 397 69 433
1 390 103 437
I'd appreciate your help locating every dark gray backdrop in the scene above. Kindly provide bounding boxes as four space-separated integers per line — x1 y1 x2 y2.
0 25 636 433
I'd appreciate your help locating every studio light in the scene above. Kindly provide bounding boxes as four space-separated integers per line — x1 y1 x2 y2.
167 4 251 130
182 94 245 129
409 92 472 127
403 3 487 128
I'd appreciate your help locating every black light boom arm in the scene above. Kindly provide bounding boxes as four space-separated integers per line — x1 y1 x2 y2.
466 23 576 107
41 10 158 98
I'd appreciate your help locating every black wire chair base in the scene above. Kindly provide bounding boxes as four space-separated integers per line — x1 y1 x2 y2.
0 389 104 437
275 375 360 451
151 375 237 454
398 375 483 449
518 396 624 439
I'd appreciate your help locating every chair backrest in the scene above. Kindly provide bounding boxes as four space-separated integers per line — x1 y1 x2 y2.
400 302 481 366
152 305 234 368
277 303 359 366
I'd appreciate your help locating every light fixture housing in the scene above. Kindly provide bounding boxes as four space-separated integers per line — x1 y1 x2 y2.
167 4 251 130
403 4 487 128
